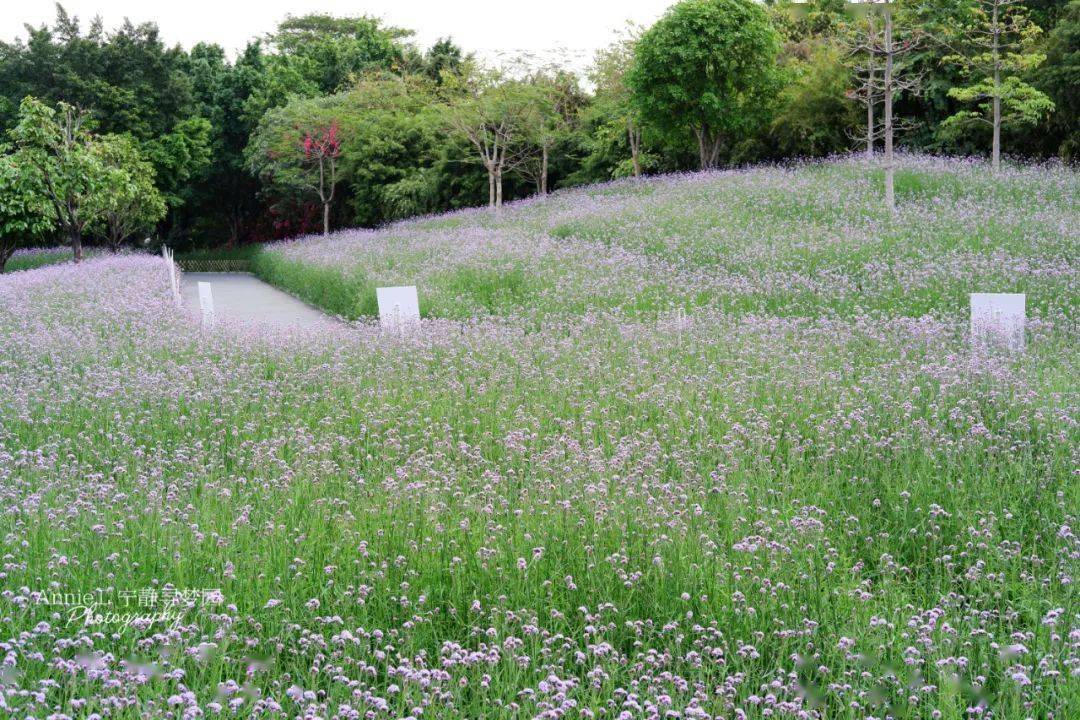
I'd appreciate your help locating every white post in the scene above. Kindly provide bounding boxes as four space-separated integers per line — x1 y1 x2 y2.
970 293 1025 352
198 281 216 330
163 246 181 307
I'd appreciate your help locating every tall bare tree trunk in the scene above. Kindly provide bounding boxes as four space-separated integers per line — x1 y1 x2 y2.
867 16 876 159
495 165 503 209
322 202 330 236
991 1 1001 173
883 7 896 214
487 165 496 208
540 145 549 195
867 66 876 159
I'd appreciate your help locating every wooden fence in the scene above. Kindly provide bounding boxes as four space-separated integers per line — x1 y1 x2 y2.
176 258 253 273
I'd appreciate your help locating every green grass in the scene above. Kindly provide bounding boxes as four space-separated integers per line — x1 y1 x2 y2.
251 250 377 319
4 248 74 272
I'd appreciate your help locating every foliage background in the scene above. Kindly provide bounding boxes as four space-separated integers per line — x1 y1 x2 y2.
0 0 1075 253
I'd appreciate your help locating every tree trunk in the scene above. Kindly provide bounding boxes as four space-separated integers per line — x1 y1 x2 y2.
540 145 549 195
867 16 876 159
883 7 896 214
867 66 875 159
695 126 721 170
991 1 1001 173
628 118 642 177
695 127 708 170
107 216 123 252
487 166 496 208
322 202 331 236
495 166 503 209
227 210 240 249
69 226 83 263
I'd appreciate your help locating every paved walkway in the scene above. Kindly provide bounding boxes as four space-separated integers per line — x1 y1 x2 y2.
181 272 336 328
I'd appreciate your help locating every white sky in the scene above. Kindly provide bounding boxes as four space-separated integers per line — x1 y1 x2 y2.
1 1 677 73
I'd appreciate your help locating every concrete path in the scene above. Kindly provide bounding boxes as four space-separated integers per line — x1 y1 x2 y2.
181 272 336 328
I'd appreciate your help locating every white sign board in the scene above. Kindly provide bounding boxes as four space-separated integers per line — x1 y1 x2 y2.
970 293 1025 351
198 281 215 329
376 286 420 330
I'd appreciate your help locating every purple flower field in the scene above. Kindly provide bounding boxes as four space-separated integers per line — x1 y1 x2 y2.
0 156 1077 718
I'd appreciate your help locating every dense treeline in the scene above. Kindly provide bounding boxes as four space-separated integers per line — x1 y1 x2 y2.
0 0 1076 264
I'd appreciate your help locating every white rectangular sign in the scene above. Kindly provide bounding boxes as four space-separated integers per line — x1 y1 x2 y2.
376 286 420 330
198 281 215 329
970 293 1025 351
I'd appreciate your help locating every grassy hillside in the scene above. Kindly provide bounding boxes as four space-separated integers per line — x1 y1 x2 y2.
0 156 1077 718
256 155 1078 322
2 246 81 272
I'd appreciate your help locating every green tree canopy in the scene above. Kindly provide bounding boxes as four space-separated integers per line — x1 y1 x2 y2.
0 6 193 138
771 42 861 157
0 144 53 271
941 0 1056 171
257 14 410 103
10 97 116 261
245 93 350 234
87 133 166 250
443 69 546 208
1036 0 1080 160
628 0 781 169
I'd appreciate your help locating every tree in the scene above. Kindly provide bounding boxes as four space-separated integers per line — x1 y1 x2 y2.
846 2 923 213
517 68 586 195
335 73 448 226
89 134 166 250
590 29 646 177
941 0 1056 172
246 97 346 236
0 6 194 139
628 0 781 170
0 146 52 272
142 117 212 209
420 38 467 85
444 70 538 209
772 43 861 157
11 97 114 261
842 10 886 158
1036 0 1079 161
261 13 410 99
0 6 226 245
179 41 267 246
302 123 342 235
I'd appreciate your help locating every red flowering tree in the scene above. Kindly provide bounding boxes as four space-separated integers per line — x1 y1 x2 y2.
247 101 347 237
302 122 341 236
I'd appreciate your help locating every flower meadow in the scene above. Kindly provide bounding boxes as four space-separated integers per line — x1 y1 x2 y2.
0 156 1078 719
4 247 93 274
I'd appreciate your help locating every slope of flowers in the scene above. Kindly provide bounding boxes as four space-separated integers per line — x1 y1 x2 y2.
261 155 1079 323
0 158 1078 718
4 246 92 273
